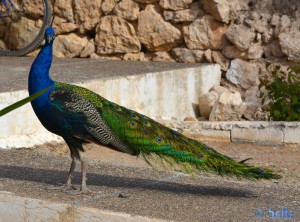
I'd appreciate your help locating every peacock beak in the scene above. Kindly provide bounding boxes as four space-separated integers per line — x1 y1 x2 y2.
47 35 52 43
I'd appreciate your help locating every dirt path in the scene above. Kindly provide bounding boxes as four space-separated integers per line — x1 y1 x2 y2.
0 140 299 221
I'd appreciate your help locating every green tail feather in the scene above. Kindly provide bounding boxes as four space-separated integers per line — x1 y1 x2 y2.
198 146 281 180
54 82 281 180
140 142 281 180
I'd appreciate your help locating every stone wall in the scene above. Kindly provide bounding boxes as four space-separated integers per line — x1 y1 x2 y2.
48 0 300 62
3 0 300 121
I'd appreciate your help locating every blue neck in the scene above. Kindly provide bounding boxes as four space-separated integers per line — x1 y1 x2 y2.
28 41 54 95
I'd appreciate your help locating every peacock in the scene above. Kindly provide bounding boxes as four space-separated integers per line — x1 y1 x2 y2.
28 23 281 194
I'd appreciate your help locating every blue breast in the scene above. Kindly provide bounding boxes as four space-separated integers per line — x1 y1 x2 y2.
28 41 57 129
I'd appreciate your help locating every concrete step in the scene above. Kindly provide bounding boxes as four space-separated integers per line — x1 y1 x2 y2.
0 193 168 222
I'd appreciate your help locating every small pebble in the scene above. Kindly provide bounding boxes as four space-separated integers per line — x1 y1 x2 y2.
118 193 129 198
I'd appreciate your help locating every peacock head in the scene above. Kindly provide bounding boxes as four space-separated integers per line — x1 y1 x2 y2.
44 26 55 43
44 17 56 43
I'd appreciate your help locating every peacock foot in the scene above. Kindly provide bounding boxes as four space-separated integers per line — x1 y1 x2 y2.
47 183 77 192
65 188 92 195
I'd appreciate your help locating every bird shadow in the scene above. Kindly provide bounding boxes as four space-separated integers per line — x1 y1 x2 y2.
0 164 257 198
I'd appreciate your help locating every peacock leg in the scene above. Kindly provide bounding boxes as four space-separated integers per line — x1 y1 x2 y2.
80 159 88 192
66 158 91 194
48 151 78 191
65 155 78 189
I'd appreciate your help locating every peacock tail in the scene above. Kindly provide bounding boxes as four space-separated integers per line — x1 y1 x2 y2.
51 82 281 180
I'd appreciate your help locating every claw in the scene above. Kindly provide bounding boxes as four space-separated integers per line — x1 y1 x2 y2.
65 188 92 195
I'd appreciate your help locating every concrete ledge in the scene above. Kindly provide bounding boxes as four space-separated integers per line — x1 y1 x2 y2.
0 193 167 222
162 121 300 145
283 128 300 143
231 128 283 144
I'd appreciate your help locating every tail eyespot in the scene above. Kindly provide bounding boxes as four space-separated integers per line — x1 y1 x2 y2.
131 113 139 120
113 105 122 111
205 146 212 150
156 137 162 143
258 169 265 174
198 153 207 160
129 121 138 129
144 121 151 127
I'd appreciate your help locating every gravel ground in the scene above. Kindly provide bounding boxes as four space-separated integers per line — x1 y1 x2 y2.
0 140 299 222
